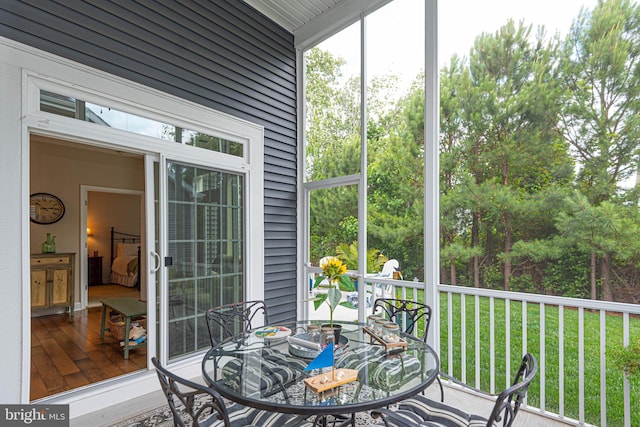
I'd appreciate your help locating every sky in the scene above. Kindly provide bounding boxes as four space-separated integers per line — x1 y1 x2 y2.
319 0 599 88
438 0 598 67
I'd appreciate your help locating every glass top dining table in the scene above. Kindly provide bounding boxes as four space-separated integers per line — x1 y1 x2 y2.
201 320 439 418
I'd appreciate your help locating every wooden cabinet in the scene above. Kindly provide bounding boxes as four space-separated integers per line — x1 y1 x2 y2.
30 253 75 317
88 256 103 285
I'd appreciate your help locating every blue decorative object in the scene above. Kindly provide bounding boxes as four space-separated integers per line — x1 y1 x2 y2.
304 342 334 371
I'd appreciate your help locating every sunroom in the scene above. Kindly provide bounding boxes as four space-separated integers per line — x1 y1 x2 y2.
0 1 637 426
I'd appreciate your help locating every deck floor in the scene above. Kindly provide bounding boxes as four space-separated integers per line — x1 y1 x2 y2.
70 379 574 426
70 295 577 426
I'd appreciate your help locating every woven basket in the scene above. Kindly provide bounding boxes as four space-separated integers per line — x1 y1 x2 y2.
107 315 147 341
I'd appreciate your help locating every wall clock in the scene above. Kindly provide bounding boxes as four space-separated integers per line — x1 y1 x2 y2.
30 193 65 224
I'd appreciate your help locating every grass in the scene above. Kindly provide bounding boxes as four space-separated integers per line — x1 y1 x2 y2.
399 288 640 427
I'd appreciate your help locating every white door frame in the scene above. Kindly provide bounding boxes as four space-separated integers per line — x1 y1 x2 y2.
12 38 264 412
80 185 145 308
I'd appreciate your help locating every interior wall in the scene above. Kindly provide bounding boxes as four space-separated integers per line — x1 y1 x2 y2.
30 135 144 304
88 192 141 284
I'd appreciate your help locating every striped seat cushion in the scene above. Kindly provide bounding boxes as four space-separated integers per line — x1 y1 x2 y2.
369 355 422 391
208 403 255 427
209 403 312 427
220 349 304 397
249 410 314 427
381 394 488 427
468 415 489 427
336 345 386 371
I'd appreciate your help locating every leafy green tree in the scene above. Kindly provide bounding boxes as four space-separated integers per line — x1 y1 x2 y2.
305 48 358 180
439 55 482 285
558 0 640 204
304 1 640 301
367 75 425 279
555 191 639 299
335 241 388 273
555 0 640 298
305 48 360 262
305 48 413 266
462 20 568 290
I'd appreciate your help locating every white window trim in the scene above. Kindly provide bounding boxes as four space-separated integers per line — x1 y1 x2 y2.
2 37 264 414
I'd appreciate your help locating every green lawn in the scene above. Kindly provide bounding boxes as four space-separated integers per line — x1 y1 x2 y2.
399 288 640 427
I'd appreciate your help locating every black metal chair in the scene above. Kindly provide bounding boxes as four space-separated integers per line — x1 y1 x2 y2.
205 300 268 346
372 298 444 401
372 353 538 427
152 357 307 427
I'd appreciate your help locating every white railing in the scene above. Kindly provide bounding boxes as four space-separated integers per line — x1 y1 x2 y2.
356 278 639 427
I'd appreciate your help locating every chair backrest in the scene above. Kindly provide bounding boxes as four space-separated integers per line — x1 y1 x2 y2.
205 300 268 346
486 353 538 427
151 357 230 427
372 298 432 341
379 259 399 278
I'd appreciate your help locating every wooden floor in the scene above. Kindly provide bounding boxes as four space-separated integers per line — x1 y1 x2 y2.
30 285 147 401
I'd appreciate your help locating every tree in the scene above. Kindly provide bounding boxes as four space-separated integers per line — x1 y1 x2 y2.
555 191 639 300
462 20 567 290
556 0 640 299
305 48 414 266
367 75 426 280
304 2 640 301
305 48 356 181
335 241 388 273
439 55 482 285
558 0 640 204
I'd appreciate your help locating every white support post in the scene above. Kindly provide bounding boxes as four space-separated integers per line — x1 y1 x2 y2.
423 0 439 353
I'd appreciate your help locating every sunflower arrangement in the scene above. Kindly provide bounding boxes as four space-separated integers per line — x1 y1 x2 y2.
311 256 356 327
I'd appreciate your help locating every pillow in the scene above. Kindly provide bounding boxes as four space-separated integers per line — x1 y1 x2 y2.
116 242 139 257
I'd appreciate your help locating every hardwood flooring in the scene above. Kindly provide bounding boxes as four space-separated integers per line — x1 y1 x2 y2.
30 286 147 401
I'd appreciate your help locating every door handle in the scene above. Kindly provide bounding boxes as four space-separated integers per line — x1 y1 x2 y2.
150 251 161 272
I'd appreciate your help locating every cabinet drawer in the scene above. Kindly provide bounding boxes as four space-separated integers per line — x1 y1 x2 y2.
31 256 70 266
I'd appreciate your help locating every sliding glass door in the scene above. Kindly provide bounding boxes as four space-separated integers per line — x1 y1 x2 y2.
164 160 244 360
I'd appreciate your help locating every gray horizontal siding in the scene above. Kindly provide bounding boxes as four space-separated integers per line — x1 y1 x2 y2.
0 0 298 322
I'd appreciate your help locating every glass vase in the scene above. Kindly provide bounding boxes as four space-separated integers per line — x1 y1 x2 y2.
41 233 56 253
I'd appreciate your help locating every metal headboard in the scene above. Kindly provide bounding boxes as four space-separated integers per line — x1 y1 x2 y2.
110 226 141 264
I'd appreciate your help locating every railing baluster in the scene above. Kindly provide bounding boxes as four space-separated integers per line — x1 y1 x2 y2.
623 312 630 427
522 300 527 363
475 294 480 389
490 296 495 394
447 291 453 378
540 302 546 413
600 309 606 427
579 307 585 424
522 300 527 408
461 293 466 384
505 299 511 390
559 305 565 419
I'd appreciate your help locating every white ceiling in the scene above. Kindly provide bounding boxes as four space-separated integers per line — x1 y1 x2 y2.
244 0 392 49
243 0 342 33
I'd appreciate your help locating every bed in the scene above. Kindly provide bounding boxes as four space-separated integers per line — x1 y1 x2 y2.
110 227 141 288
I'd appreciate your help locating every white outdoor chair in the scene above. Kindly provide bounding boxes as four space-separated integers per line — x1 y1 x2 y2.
347 259 399 308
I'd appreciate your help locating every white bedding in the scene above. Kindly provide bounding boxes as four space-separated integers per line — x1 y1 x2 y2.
110 271 138 287
116 242 139 257
111 255 138 276
111 255 139 287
